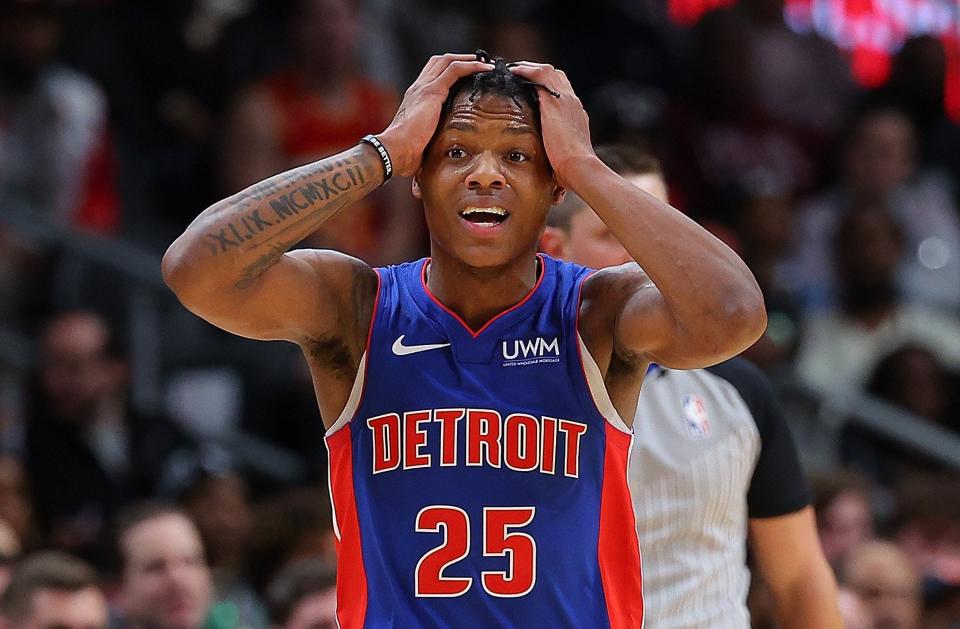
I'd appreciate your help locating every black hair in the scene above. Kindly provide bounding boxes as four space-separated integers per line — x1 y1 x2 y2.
439 50 558 127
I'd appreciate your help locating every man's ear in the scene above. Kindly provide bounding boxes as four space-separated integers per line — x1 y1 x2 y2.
540 226 569 259
552 185 566 205
412 175 423 200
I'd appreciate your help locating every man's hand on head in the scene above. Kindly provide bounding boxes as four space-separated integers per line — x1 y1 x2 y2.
508 62 596 189
378 54 494 177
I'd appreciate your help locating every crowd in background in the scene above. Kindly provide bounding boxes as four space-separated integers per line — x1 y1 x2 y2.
1 0 959 627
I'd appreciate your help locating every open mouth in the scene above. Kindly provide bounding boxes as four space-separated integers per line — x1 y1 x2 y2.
459 206 510 227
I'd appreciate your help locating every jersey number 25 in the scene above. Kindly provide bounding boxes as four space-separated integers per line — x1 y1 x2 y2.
415 506 537 598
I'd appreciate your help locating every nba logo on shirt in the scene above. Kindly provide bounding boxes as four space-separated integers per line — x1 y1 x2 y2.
681 394 711 439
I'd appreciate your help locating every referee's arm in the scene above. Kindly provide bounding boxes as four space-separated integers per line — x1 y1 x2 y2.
750 508 841 629
721 359 843 629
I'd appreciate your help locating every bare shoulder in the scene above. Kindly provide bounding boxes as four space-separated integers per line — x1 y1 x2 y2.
579 262 660 370
578 263 649 348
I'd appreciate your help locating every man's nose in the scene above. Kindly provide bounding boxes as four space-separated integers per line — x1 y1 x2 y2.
466 152 504 191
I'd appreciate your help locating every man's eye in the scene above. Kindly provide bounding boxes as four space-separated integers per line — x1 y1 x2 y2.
446 148 466 159
508 151 529 162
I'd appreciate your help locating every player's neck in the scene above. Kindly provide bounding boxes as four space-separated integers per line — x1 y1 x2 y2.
425 251 541 332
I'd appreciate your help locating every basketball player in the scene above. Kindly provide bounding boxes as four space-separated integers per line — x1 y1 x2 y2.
541 145 841 629
162 53 766 627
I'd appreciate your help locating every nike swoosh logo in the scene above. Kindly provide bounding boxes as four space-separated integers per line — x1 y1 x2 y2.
391 335 451 356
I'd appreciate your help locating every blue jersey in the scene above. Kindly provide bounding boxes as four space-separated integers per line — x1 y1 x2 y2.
326 255 643 628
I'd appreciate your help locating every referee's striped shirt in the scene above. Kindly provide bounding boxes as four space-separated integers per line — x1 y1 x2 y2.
631 358 810 629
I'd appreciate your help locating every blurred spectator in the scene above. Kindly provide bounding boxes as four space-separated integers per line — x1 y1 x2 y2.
795 204 960 393
813 472 875 568
789 106 960 312
738 0 854 140
245 491 334 595
221 0 419 265
0 457 35 552
0 1 118 233
0 551 107 629
57 1 252 247
113 504 214 629
869 36 960 182
265 559 336 629
837 585 874 629
667 8 816 220
734 184 801 369
179 473 265 629
842 346 958 487
0 519 20 595
178 474 250 578
25 313 196 559
890 477 960 619
841 541 923 629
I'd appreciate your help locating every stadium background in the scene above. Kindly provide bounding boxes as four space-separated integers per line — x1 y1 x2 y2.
1 0 959 627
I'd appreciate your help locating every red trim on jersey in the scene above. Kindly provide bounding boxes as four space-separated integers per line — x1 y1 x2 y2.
323 271 380 623
598 424 644 628
327 426 368 628
419 254 547 338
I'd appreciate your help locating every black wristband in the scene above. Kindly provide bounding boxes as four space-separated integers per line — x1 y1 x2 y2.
360 134 393 182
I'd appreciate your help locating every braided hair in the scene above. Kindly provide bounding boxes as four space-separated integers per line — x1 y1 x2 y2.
440 50 559 125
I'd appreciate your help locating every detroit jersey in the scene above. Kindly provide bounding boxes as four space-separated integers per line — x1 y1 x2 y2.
325 254 643 628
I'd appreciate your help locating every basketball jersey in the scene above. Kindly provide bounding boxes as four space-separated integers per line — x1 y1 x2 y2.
325 254 643 628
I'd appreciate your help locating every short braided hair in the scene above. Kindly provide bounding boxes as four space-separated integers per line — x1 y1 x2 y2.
440 50 557 129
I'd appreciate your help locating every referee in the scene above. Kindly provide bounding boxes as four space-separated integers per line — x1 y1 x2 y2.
541 145 842 629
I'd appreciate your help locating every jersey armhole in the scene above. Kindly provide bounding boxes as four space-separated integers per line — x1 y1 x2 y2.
325 268 382 438
574 272 632 435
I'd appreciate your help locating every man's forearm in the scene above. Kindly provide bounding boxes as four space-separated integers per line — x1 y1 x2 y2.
565 155 765 352
163 143 382 296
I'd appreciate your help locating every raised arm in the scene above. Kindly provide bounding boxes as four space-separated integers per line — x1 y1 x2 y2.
162 54 494 345
510 63 765 368
163 145 383 344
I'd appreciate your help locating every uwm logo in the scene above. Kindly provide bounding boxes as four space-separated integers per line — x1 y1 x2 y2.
501 337 560 366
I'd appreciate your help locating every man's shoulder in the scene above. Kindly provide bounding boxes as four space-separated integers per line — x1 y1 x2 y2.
644 356 772 404
649 358 776 430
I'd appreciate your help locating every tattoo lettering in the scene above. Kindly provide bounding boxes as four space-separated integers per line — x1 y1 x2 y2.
206 228 241 254
204 208 276 254
268 165 367 223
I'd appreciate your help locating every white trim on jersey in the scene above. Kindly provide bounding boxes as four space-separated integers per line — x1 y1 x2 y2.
325 351 368 438
324 444 341 542
576 333 632 434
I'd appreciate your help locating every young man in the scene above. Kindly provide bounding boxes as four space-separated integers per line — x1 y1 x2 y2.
542 145 841 629
163 53 766 627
